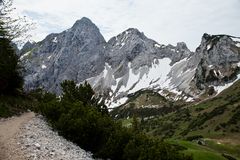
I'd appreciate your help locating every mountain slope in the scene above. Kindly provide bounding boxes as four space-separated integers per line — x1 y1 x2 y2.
20 17 240 108
116 80 240 159
138 79 240 139
87 33 240 107
21 17 106 94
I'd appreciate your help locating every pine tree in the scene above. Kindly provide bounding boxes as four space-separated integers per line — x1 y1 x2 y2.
132 115 140 133
0 30 23 94
0 1 24 94
0 0 33 41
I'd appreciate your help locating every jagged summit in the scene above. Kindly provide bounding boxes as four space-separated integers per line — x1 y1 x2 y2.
21 17 106 93
72 17 96 28
108 28 146 44
176 42 188 50
76 17 93 23
69 17 106 45
20 17 240 108
201 33 240 44
197 33 240 52
125 28 144 35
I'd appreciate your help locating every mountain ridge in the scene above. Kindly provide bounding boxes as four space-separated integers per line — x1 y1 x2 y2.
20 17 240 108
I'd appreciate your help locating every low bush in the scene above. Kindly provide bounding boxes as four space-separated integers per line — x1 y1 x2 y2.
0 94 38 117
186 135 203 141
38 80 192 160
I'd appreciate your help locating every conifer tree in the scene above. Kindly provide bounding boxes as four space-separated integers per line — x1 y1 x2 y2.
0 0 26 94
0 0 33 41
0 35 23 94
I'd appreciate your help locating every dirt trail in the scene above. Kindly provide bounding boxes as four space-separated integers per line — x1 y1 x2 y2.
208 136 240 146
0 112 35 160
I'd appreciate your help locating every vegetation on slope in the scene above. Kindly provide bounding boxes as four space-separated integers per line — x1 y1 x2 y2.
0 2 192 159
168 140 221 160
37 80 192 160
116 80 240 137
0 0 37 117
113 80 240 159
111 90 188 118
1 1 238 159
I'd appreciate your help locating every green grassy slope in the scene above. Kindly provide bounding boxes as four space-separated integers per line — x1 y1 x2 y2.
168 139 240 160
112 80 240 160
111 90 188 118
138 80 240 139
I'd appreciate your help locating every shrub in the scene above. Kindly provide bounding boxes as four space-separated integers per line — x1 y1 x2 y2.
0 37 23 95
186 135 203 141
39 80 192 160
214 125 221 131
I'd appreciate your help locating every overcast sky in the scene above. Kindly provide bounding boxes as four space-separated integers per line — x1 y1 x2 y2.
14 0 240 51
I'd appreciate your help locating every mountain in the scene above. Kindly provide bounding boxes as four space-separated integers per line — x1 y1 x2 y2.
20 17 240 108
117 79 240 160
21 17 106 94
139 72 240 145
87 28 192 107
193 34 240 93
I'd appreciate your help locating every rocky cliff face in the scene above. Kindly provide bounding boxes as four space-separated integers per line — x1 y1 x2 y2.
21 17 106 93
88 28 194 107
20 17 240 108
193 34 240 92
166 34 240 97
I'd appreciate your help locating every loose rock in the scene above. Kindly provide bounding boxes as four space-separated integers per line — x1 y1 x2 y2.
16 115 93 160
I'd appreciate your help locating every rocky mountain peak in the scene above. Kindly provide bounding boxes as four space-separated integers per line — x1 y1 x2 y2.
105 27 162 69
125 28 145 36
21 17 107 93
176 42 188 50
72 17 96 29
107 28 146 46
21 17 240 107
193 33 240 92
199 33 240 52
66 17 106 46
19 40 37 57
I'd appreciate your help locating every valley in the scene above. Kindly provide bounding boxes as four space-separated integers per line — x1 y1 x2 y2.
16 17 240 160
115 79 240 160
1 1 240 158
20 18 240 109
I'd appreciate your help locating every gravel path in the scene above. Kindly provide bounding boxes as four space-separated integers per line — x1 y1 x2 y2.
0 112 34 160
0 112 94 160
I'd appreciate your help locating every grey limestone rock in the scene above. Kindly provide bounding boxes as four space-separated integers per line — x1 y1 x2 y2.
21 17 240 107
22 17 106 94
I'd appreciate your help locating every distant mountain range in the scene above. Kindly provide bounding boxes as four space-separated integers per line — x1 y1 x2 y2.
20 17 240 108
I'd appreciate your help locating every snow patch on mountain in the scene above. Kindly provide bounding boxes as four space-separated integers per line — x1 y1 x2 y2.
106 97 128 109
20 18 240 109
214 74 240 95
41 65 47 69
167 57 196 95
236 43 240 48
20 51 31 60
88 57 189 108
128 58 172 94
231 37 240 47
231 37 240 42
52 37 58 43
207 44 212 50
154 44 161 48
